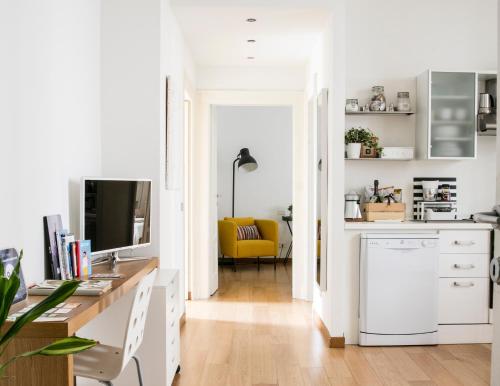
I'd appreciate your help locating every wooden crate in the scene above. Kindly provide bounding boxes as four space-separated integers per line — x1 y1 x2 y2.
362 203 406 222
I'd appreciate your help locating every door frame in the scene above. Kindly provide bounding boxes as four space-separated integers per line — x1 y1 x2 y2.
190 90 312 300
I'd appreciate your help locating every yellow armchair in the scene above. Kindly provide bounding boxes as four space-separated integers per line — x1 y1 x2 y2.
218 217 279 271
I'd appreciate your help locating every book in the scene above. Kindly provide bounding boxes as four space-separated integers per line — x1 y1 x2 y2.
55 229 68 280
79 240 92 278
74 240 81 278
61 233 75 280
43 215 63 279
28 280 112 296
70 241 78 278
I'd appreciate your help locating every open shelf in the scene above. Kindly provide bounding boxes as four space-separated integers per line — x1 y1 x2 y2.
346 111 414 116
345 158 414 161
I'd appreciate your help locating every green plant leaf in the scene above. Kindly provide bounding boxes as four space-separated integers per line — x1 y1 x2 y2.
21 337 97 357
0 275 20 328
0 337 96 375
0 280 81 348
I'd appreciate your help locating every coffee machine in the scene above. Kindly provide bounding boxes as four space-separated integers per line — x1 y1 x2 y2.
345 192 362 221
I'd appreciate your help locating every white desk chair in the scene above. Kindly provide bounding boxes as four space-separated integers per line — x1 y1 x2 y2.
74 268 158 386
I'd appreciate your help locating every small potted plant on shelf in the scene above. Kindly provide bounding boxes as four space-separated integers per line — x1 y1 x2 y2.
0 250 96 379
344 127 382 159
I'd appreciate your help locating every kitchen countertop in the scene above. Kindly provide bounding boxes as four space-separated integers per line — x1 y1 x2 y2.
344 220 493 230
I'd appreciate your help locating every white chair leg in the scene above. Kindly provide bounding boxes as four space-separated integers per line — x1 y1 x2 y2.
132 356 144 386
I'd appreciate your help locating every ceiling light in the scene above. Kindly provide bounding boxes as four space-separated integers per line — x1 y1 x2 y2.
247 56 255 60
247 39 256 43
246 18 257 23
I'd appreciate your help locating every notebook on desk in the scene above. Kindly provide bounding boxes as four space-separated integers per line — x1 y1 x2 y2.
28 279 112 296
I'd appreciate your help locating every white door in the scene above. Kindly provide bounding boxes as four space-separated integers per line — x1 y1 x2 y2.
209 105 219 295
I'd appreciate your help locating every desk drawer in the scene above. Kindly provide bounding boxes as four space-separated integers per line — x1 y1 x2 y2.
438 278 489 324
439 254 489 278
439 230 490 254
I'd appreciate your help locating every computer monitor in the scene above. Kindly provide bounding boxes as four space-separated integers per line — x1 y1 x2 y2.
81 178 152 258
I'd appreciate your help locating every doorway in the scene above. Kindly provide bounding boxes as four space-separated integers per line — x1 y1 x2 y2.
189 90 311 300
214 105 293 277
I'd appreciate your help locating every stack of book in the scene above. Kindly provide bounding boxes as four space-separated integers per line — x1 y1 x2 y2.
43 215 92 280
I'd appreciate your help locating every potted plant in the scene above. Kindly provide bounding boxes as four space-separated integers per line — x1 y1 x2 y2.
0 250 96 378
344 127 382 159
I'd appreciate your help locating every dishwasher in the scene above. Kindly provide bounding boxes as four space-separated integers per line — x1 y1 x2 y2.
359 233 439 346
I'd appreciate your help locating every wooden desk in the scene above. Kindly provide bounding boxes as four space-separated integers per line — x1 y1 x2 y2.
0 258 159 386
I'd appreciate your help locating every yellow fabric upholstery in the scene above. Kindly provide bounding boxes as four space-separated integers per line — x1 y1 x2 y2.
218 217 279 258
223 217 254 226
237 240 275 257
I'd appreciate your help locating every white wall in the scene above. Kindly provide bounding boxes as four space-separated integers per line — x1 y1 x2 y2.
215 106 293 248
345 0 498 218
0 0 101 283
101 0 193 312
197 66 305 91
307 2 347 339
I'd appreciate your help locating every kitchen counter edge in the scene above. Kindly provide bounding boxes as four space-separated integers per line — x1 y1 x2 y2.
344 221 493 230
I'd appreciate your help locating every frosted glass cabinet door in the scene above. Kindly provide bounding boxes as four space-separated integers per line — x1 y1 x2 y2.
430 72 476 158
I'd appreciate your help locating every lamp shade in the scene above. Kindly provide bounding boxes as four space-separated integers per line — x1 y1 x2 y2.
237 148 258 172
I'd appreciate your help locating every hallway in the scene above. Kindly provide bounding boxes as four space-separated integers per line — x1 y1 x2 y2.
174 263 491 386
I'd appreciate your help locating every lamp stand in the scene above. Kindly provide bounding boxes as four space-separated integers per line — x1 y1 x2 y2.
231 156 240 217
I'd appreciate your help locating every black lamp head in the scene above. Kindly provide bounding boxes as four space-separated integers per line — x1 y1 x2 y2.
237 148 258 172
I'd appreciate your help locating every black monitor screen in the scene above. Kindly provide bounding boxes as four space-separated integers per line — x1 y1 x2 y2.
84 180 151 253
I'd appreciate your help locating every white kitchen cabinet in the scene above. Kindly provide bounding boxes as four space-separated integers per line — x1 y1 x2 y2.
439 278 489 324
438 230 491 328
416 70 477 159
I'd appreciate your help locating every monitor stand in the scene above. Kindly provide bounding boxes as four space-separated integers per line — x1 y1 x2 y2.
108 252 149 270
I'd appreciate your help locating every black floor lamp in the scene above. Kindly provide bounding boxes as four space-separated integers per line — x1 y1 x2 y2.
232 148 258 217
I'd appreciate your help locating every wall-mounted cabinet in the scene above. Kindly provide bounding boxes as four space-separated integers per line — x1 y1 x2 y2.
416 70 477 159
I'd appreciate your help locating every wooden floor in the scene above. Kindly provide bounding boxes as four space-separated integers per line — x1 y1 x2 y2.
173 262 492 386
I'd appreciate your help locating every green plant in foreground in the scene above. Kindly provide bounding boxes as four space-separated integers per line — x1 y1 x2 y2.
0 250 96 376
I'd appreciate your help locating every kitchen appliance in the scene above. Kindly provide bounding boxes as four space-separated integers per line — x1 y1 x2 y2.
359 233 439 346
344 191 362 220
478 78 497 136
479 93 494 114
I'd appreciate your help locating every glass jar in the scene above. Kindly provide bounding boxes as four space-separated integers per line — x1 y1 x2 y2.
345 98 359 112
397 92 411 112
369 86 386 111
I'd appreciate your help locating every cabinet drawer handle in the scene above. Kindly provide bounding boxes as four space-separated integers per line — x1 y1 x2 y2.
170 306 175 313
171 338 175 345
170 293 175 299
453 240 475 246
170 320 175 328
453 281 475 288
453 263 475 270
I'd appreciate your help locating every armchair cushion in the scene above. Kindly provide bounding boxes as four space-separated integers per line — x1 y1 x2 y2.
237 240 275 258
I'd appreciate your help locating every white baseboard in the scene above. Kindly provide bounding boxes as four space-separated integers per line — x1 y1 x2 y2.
438 324 493 344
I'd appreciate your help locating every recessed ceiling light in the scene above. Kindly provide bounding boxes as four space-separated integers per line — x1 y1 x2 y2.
247 56 255 60
246 18 257 23
247 39 256 43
